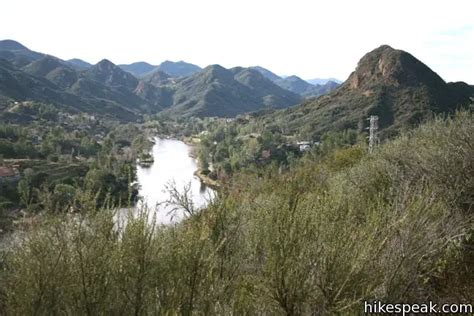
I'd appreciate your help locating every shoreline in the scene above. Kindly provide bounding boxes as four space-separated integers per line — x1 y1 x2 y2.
147 135 221 189
194 168 220 189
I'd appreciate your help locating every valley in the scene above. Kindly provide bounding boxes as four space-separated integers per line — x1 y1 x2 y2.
0 38 473 315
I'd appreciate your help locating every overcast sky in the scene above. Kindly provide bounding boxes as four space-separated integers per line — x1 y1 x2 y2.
1 0 473 83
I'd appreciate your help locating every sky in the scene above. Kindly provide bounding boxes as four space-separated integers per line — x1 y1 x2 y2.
1 0 473 83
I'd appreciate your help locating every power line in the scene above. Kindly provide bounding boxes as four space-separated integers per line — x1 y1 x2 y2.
367 115 379 153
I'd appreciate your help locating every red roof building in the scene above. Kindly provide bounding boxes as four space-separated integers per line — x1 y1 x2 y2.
0 167 20 183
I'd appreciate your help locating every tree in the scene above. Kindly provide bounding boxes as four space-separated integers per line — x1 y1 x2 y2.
17 179 32 210
17 168 34 210
53 184 76 212
198 148 209 170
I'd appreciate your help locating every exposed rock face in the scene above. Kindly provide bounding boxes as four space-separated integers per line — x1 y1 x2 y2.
265 45 474 139
347 45 446 90
142 70 172 87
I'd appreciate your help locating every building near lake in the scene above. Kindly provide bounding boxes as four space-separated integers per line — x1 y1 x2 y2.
0 166 20 184
297 141 311 152
296 141 321 152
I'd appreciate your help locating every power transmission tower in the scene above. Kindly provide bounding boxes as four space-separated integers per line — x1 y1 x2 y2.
367 115 379 153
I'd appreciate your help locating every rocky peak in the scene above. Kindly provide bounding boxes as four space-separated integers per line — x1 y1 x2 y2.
95 59 116 71
347 45 446 90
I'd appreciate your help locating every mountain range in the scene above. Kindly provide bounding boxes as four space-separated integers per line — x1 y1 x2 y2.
1 40 472 133
0 40 310 120
250 66 340 97
162 65 301 117
306 78 342 85
117 60 202 78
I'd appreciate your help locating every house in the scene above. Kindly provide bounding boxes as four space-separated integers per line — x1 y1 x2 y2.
0 166 20 184
297 141 312 152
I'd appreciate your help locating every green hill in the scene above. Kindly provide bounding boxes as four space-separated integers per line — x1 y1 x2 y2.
0 39 44 67
141 70 172 87
66 58 92 70
1 40 303 120
84 59 139 90
156 60 202 77
275 75 339 97
162 65 301 117
251 66 340 97
118 62 157 77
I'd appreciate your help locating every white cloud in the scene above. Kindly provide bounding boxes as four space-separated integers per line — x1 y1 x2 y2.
1 0 473 83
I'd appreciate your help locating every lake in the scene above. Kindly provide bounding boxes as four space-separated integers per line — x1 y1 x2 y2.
130 138 214 224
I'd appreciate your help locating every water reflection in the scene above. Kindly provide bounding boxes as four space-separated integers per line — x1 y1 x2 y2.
121 138 214 224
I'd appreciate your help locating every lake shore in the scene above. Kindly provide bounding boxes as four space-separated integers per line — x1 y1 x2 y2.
153 135 220 189
194 168 220 189
135 137 215 223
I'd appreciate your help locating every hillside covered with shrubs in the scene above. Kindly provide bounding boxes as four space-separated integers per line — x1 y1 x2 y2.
0 110 472 315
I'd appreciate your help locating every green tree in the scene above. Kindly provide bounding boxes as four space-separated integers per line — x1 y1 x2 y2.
17 168 34 210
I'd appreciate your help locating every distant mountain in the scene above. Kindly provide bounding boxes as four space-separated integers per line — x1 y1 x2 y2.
275 75 314 95
250 66 281 82
274 75 339 97
134 81 174 109
314 80 340 96
156 61 202 77
163 65 301 117
0 58 68 103
0 54 158 120
0 41 302 120
0 58 138 121
66 58 92 70
84 59 139 90
22 55 67 77
141 70 172 87
6 40 469 126
0 39 337 119
306 78 342 85
22 55 78 89
118 62 157 77
0 40 28 50
117 60 202 78
0 39 44 67
264 45 474 139
251 66 339 97
74 59 161 114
